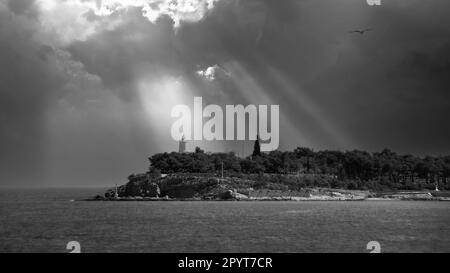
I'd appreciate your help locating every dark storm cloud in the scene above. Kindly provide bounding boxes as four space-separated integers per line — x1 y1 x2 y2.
7 0 35 15
69 9 178 99
0 3 64 184
1 0 450 186
303 0 450 154
0 1 155 186
172 0 450 154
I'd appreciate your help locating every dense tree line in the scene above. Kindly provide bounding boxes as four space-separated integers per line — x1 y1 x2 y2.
148 147 450 191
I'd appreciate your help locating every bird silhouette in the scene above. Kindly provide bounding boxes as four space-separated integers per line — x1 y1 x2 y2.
349 28 373 35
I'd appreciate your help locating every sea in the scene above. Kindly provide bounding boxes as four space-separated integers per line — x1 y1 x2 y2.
0 188 449 253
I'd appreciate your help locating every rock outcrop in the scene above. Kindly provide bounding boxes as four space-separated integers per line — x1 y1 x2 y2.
216 189 249 200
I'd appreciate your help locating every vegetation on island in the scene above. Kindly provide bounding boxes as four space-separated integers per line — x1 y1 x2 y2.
149 143 450 192
98 140 450 201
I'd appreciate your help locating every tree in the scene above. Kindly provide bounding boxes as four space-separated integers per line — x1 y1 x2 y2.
252 136 261 157
146 146 449 191
294 147 315 158
148 167 161 179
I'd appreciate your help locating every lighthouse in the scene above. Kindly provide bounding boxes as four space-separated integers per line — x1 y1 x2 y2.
179 135 186 153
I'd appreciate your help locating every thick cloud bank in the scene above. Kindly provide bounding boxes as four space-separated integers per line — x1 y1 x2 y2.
1 0 450 186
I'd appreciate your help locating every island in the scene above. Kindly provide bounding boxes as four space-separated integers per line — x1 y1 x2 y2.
87 139 450 201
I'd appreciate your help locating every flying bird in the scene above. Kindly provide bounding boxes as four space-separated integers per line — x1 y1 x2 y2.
349 28 373 35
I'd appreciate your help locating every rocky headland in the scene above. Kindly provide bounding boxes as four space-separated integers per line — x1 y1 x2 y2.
86 173 450 202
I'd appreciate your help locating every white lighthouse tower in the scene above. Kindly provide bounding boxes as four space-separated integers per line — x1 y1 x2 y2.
179 135 186 153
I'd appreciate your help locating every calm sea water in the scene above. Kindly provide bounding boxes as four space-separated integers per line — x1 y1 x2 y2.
0 188 449 253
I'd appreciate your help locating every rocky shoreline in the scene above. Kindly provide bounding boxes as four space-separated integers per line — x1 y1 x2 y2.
83 173 450 202
84 188 450 202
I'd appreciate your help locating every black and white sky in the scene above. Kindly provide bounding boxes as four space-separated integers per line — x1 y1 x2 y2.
1 0 450 186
